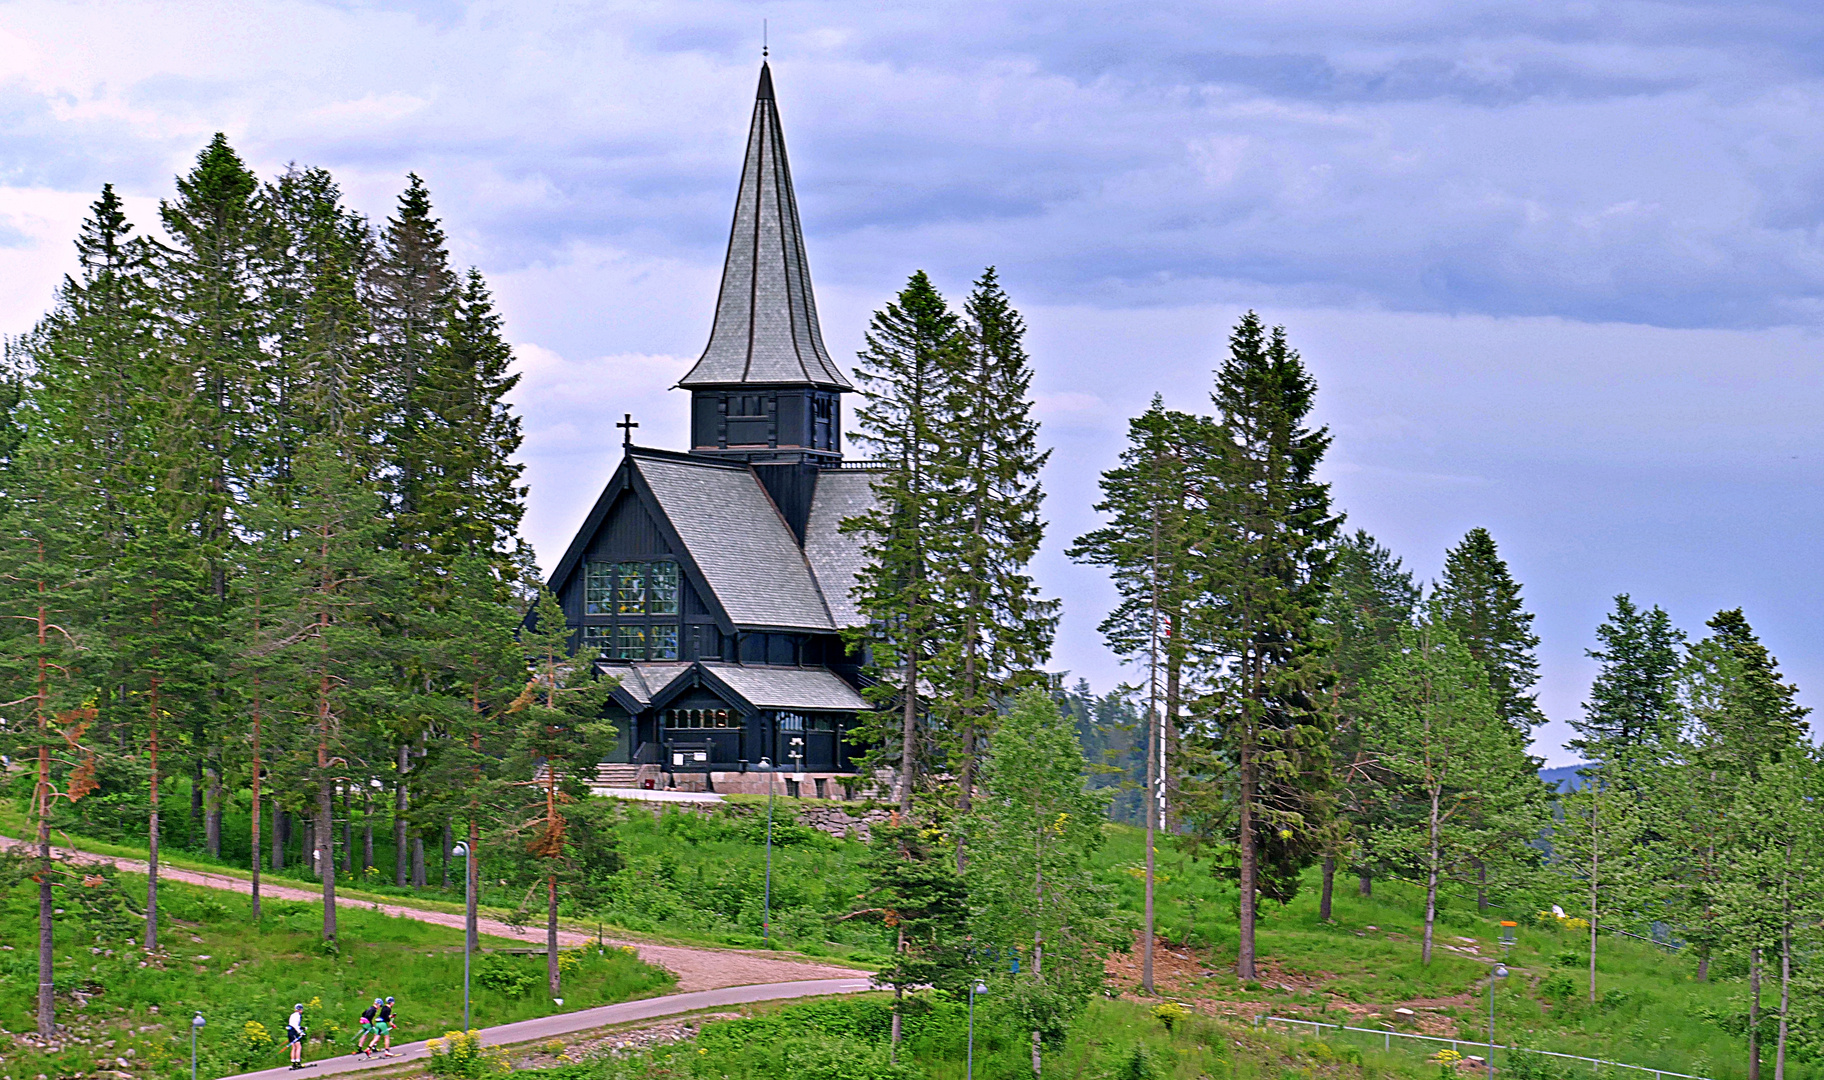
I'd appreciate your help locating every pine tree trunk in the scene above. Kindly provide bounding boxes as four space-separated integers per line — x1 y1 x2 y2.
548 874 560 995
273 809 287 871
250 703 262 920
1237 746 1257 980
342 782 354 874
146 685 161 954
1142 692 1157 993
318 770 336 940
1697 949 1709 982
190 756 204 841
468 818 481 958
205 761 222 858
1477 859 1488 914
302 819 315 879
442 821 452 888
362 789 374 874
1422 786 1440 965
412 836 426 887
897 653 918 815
1359 869 1372 898
395 744 410 886
36 740 55 1038
1778 909 1791 1080
1320 856 1335 922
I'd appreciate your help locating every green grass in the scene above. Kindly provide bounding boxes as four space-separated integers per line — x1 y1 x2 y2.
0 872 672 1080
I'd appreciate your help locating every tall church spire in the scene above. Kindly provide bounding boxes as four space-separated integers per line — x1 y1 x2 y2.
678 62 850 390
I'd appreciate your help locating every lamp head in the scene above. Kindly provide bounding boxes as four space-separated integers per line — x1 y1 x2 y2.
974 982 988 995
452 842 469 859
192 1013 206 1029
1494 965 1509 979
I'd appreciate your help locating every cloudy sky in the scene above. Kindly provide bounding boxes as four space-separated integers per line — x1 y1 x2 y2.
4 0 1822 763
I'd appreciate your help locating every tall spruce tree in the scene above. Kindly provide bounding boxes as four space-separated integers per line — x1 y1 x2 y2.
1068 399 1214 990
1184 313 1339 980
1572 595 1685 761
934 267 1057 851
859 816 971 1056
1432 528 1543 733
847 270 962 813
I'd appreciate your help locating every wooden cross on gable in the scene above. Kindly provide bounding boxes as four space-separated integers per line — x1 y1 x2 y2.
617 413 639 446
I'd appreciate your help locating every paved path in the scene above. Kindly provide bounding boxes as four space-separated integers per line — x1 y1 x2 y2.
1 837 865 992
219 977 874 1080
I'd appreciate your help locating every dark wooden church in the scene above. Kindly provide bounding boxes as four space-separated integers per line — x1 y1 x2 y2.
544 62 880 797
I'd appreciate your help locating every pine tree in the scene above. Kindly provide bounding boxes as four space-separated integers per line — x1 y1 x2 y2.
506 589 615 993
1432 528 1543 733
1572 595 1685 760
858 817 971 1056
846 270 962 813
1317 529 1419 915
1068 399 1214 989
967 689 1113 1077
1184 313 1339 980
934 267 1057 854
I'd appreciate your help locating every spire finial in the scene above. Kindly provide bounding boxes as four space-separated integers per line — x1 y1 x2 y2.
762 19 768 58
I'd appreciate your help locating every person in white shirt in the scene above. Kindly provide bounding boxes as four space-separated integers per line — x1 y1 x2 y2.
286 1004 307 1069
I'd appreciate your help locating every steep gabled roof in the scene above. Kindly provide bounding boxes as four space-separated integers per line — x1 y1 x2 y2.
803 467 881 629
677 62 851 391
633 453 835 631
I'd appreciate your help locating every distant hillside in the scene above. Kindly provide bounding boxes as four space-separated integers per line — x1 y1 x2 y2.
1540 762 1592 792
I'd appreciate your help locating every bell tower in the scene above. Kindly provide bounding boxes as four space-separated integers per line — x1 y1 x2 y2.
677 62 850 468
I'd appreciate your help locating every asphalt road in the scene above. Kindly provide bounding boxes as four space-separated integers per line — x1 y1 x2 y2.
216 977 875 1080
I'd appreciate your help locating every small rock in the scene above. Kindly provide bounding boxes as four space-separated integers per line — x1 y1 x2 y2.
195 955 211 961
1277 983 1296 993
1365 925 1379 932
1394 1007 1416 1017
189 936 202 944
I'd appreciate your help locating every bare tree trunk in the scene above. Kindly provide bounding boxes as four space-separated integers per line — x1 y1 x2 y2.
394 744 410 886
411 835 426 888
441 821 452 888
36 736 55 1037
1750 947 1762 1080
1778 910 1791 1080
1237 749 1257 979
205 761 223 858
1697 949 1710 982
896 653 918 815
1358 869 1372 898
341 782 354 874
362 789 373 873
250 681 263 920
1477 859 1488 914
318 769 337 941
548 874 561 995
146 684 161 954
1319 856 1335 922
1422 786 1440 965
272 808 286 871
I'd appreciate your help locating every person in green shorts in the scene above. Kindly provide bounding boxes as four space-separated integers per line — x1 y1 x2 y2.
374 996 398 1058
354 999 380 1058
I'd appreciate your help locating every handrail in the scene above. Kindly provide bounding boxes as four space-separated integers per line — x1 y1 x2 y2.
1255 1015 1716 1080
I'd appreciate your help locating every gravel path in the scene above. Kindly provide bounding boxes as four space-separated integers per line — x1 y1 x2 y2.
217 977 874 1080
3 838 866 992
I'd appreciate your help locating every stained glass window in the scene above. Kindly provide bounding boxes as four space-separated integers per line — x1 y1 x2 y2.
615 562 645 615
649 563 679 615
649 624 679 660
582 626 612 647
584 564 614 615
614 624 645 660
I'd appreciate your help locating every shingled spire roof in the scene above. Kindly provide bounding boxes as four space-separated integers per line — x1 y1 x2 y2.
678 62 852 390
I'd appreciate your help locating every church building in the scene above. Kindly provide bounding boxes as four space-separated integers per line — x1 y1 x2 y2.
544 62 881 797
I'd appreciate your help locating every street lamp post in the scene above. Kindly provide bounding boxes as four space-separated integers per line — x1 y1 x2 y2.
190 1013 205 1080
968 982 988 1080
452 842 474 1033
760 758 774 942
1489 965 1509 1072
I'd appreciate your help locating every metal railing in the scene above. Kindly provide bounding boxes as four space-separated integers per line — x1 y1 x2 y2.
1255 1015 1715 1080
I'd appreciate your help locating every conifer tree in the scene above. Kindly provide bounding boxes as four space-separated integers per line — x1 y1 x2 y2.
967 689 1112 1077
1068 399 1214 989
1184 313 1339 980
1432 528 1543 733
935 267 1057 849
506 589 614 993
1572 595 1685 760
847 270 962 813
156 135 264 849
858 817 971 1056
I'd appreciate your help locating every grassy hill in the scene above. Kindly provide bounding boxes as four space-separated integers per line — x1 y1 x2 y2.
3 793 1787 1080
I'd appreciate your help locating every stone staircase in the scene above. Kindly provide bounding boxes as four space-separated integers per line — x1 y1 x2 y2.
592 763 643 789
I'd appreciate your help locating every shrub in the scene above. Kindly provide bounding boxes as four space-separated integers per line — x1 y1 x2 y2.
1152 1001 1190 1032
1537 973 1578 1002
477 954 537 997
426 1030 511 1078
1111 1043 1165 1080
